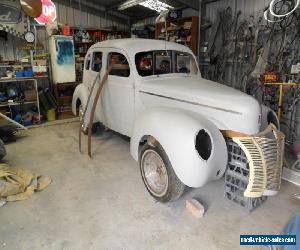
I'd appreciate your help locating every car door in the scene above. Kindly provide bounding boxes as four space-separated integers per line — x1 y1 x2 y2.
83 50 103 90
82 53 93 89
102 49 135 136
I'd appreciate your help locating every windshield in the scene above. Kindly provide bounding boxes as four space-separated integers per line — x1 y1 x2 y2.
135 50 198 77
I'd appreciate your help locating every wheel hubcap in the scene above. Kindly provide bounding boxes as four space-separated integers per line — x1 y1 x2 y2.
79 105 84 121
142 150 168 197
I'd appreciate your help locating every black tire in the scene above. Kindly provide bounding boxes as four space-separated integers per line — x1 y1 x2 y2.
82 123 102 135
139 142 185 202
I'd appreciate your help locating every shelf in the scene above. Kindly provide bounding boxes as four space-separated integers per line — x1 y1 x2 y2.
74 41 94 45
0 64 32 68
0 101 37 107
0 76 49 83
58 110 75 120
58 96 73 101
55 82 80 87
155 16 199 55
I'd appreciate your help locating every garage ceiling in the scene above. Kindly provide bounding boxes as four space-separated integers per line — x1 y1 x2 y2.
57 0 200 21
109 0 184 20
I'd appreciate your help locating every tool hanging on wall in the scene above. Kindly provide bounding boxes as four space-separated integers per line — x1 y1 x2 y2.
79 62 114 157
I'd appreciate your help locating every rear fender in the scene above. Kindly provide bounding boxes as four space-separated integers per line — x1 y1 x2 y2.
72 84 89 115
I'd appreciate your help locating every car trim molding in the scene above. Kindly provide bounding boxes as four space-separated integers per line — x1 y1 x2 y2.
139 91 242 115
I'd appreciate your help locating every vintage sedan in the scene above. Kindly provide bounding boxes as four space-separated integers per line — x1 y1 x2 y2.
72 39 284 203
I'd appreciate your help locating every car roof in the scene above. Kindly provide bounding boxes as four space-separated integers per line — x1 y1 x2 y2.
89 38 194 56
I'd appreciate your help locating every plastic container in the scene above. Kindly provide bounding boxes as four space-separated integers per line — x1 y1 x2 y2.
15 71 24 78
23 70 33 77
47 109 56 122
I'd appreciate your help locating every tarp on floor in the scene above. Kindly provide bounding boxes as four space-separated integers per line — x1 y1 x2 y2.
0 163 51 203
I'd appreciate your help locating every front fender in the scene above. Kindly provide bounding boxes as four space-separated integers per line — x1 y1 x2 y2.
130 107 228 188
72 84 89 115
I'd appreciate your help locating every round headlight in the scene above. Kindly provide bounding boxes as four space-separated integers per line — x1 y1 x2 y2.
195 129 212 160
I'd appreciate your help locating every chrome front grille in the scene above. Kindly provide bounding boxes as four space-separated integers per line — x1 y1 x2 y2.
225 139 267 211
232 124 285 198
255 128 285 195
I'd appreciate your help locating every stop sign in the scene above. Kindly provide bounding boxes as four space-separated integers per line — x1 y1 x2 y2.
34 0 56 25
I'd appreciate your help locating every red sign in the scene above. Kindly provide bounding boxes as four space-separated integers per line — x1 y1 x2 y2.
35 0 56 25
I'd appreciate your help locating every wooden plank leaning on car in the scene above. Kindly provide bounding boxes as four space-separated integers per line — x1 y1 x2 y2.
78 62 114 157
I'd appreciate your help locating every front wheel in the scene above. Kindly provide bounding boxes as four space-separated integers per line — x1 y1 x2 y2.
78 104 84 122
139 142 185 202
79 104 99 135
79 104 88 134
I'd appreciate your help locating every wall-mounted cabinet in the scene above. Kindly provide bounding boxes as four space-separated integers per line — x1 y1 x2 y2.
71 27 128 83
155 16 199 55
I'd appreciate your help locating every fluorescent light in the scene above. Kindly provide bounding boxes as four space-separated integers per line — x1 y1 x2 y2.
118 0 173 12
139 0 173 12
118 0 144 10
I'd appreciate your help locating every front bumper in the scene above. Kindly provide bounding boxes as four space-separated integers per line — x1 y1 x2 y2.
226 124 285 198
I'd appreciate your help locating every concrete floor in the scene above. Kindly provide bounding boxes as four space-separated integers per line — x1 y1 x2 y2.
1 122 299 250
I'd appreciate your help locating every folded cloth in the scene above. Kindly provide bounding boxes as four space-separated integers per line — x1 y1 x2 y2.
0 163 51 202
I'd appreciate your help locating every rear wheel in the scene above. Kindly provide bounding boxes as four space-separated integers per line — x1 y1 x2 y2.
139 142 185 202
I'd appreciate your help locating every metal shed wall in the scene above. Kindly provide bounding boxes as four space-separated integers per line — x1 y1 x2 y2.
205 0 271 22
0 1 129 61
54 1 128 31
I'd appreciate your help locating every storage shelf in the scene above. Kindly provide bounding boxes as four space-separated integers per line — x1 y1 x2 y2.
0 76 49 83
155 16 198 55
0 77 41 121
74 41 94 45
0 101 37 107
0 64 32 68
58 96 73 101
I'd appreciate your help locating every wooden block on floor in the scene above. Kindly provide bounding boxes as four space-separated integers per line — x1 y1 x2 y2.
186 199 205 218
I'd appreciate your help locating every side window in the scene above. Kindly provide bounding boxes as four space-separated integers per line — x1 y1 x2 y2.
108 52 130 77
135 52 153 77
85 54 91 70
92 52 102 72
155 51 171 75
175 52 198 74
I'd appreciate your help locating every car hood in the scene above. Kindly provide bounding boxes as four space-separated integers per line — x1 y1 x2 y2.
138 75 259 115
137 75 261 134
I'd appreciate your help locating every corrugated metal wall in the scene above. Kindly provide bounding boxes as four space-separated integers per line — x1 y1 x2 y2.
1 1 129 61
204 0 272 41
205 0 271 22
0 34 24 62
54 2 128 31
202 0 299 90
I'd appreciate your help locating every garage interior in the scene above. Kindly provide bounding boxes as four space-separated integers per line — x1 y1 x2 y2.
0 0 300 249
